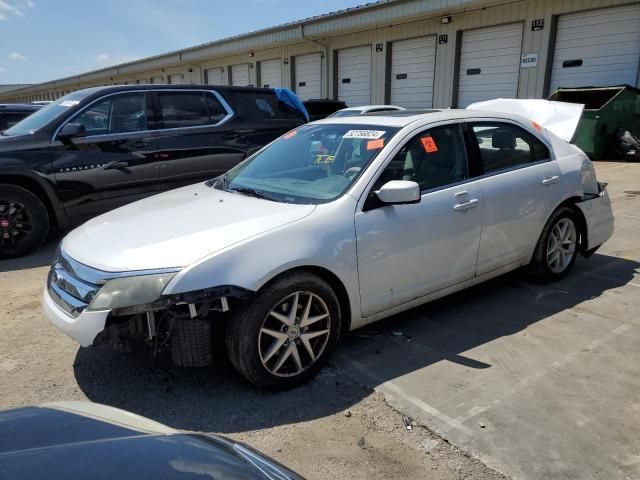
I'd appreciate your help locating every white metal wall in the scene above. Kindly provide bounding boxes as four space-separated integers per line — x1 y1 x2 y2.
168 73 183 84
549 4 640 91
337 45 372 106
390 36 436 108
457 23 524 107
294 53 323 100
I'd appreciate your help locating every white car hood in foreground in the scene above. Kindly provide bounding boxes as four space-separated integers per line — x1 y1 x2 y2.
63 183 315 272
467 99 585 142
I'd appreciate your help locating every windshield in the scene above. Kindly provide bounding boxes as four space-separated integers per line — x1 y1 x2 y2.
218 123 399 204
3 90 94 136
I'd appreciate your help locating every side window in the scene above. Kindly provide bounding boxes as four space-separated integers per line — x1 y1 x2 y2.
470 122 550 174
377 124 467 192
0 112 30 130
234 92 306 121
73 93 148 135
158 92 210 129
205 94 228 123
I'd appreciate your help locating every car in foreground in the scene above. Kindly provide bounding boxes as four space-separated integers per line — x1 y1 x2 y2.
43 105 614 389
0 84 307 259
327 104 405 118
0 103 40 131
0 401 303 479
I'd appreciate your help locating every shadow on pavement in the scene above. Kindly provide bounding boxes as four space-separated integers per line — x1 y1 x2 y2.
0 233 62 272
74 253 638 433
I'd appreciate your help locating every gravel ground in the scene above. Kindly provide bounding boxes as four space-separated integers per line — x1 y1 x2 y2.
0 241 504 480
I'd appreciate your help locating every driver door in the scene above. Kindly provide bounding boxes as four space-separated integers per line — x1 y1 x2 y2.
355 123 483 317
49 91 158 219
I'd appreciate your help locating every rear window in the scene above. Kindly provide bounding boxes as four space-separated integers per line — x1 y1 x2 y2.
233 91 306 122
0 112 31 130
158 91 228 129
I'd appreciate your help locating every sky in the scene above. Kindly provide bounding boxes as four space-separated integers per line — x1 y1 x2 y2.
0 0 369 85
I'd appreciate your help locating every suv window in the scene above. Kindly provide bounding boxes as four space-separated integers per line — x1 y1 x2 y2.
234 91 306 122
377 124 467 192
158 91 227 129
470 123 550 174
73 93 148 135
0 112 31 130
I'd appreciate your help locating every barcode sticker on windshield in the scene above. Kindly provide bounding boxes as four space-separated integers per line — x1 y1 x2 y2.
343 130 386 139
59 100 80 107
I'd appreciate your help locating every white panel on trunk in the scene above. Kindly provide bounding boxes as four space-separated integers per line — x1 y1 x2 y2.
457 23 523 108
338 45 372 107
390 36 436 108
549 4 640 92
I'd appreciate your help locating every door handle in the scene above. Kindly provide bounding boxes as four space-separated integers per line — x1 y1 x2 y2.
102 159 130 170
132 140 151 148
453 199 479 211
542 176 560 185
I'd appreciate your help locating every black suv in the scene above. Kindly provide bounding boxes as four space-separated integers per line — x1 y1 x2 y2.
0 85 307 258
0 104 40 131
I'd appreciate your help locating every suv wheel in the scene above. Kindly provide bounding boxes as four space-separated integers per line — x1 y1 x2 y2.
0 185 49 259
528 206 579 282
226 272 341 389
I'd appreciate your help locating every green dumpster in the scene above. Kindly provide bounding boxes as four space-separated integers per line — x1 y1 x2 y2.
548 85 640 160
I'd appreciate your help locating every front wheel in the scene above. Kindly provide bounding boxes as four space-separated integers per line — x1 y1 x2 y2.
528 206 579 282
226 272 341 389
0 185 50 260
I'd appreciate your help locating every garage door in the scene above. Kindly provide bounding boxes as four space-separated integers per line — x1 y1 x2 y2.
390 36 436 108
294 53 322 100
260 59 282 88
338 45 372 106
205 67 225 85
549 5 640 91
457 23 523 107
151 76 164 84
168 73 183 85
231 64 250 86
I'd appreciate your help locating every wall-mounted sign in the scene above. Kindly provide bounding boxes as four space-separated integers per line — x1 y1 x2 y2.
438 34 448 44
375 43 384 52
521 53 538 68
531 19 544 31
396 73 408 80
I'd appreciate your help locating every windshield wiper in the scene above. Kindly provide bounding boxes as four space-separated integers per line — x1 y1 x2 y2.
230 186 280 202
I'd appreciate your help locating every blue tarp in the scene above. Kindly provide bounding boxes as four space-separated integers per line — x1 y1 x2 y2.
275 88 310 122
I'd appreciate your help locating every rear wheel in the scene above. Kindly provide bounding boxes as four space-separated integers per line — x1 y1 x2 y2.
226 272 341 389
0 185 49 259
528 206 579 282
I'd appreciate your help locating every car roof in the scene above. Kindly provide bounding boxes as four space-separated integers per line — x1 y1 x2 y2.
313 108 532 128
71 84 279 96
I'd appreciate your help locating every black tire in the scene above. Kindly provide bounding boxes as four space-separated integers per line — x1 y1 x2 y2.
0 184 49 260
527 206 579 282
226 272 341 389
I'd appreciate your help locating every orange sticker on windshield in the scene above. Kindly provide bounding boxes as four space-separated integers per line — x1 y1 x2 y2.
531 121 542 132
283 130 297 139
421 136 438 153
367 139 385 150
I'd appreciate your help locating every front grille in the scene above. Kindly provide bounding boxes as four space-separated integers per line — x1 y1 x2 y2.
48 250 102 318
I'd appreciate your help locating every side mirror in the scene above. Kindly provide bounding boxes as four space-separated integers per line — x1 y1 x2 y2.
375 180 421 205
59 123 87 140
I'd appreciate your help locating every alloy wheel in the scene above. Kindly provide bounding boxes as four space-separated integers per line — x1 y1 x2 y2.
0 200 33 249
258 291 331 377
546 217 577 274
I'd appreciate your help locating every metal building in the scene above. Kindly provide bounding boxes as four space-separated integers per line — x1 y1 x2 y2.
1 0 639 107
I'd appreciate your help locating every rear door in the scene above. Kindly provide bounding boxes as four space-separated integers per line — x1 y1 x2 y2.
467 121 562 275
153 90 241 189
50 91 158 218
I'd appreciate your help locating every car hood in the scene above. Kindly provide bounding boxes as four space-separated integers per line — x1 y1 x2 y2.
0 131 45 151
0 402 303 480
63 183 316 272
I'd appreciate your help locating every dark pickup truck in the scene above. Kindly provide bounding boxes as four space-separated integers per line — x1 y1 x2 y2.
0 85 307 258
